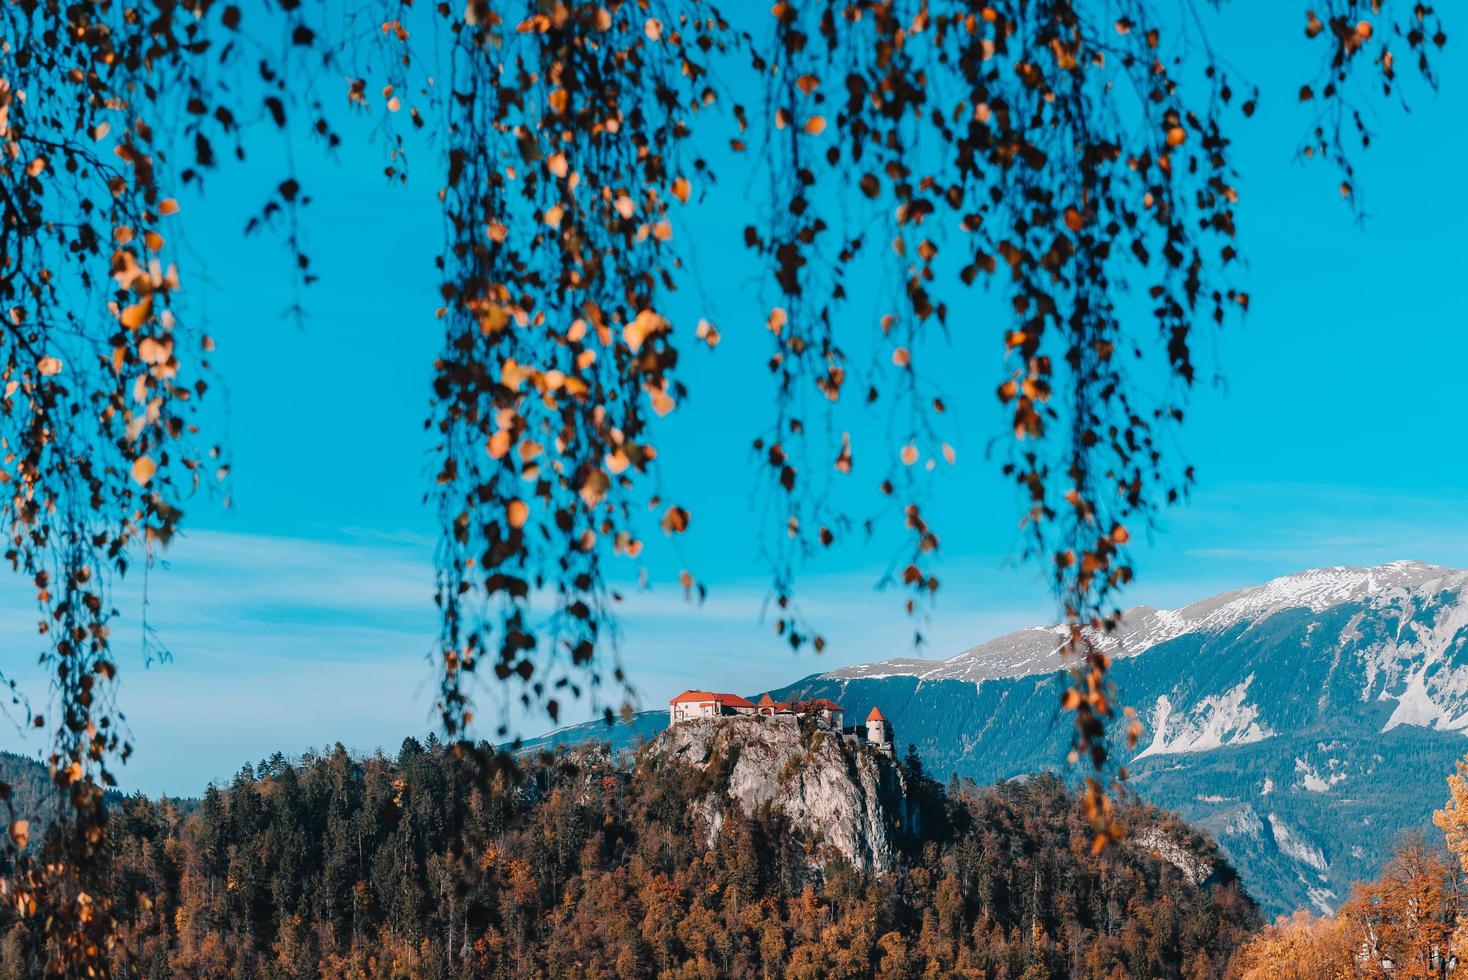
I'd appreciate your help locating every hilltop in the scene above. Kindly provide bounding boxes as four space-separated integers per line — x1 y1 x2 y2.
519 561 1468 917
0 727 1257 977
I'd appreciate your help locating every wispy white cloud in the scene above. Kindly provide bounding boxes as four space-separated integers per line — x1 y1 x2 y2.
1 478 1456 798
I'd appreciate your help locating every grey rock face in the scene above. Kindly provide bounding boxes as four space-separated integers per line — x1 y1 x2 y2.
776 561 1468 917
1133 826 1218 886
643 716 916 873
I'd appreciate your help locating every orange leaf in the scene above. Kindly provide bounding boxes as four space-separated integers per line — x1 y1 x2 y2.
131 455 157 486
120 298 153 330
660 506 690 534
488 430 512 459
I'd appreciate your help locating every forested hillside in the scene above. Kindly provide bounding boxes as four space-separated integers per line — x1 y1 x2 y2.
0 737 1258 977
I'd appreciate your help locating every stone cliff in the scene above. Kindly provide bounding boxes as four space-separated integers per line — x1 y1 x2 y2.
641 716 919 874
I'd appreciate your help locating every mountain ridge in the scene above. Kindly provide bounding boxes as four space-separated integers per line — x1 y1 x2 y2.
774 559 1468 916
512 560 1468 917
828 559 1463 684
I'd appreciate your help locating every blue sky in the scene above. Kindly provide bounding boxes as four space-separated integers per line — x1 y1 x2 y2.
2 6 1464 796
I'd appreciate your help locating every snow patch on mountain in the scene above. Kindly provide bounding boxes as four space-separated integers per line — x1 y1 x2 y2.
1350 580 1468 734
1268 814 1328 873
1135 675 1274 759
1221 804 1265 839
825 560 1464 687
1294 757 1346 793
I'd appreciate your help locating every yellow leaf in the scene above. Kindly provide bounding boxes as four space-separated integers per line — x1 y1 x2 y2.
37 356 62 377
671 177 691 203
900 444 918 465
131 455 157 486
1165 126 1186 147
159 198 180 216
9 819 28 849
506 499 529 529
644 17 662 40
804 115 826 135
892 347 910 367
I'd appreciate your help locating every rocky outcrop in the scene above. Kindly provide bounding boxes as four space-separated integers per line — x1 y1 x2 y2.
642 716 918 873
1133 826 1219 886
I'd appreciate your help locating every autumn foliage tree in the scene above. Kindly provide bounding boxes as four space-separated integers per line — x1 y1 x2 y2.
1231 756 1468 979
0 0 1450 972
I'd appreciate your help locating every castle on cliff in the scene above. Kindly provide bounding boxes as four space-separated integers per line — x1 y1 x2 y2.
668 690 893 754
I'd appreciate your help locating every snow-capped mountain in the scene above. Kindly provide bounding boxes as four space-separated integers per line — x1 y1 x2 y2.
775 560 1468 916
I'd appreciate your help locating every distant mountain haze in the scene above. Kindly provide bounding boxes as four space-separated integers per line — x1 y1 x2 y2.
534 561 1468 917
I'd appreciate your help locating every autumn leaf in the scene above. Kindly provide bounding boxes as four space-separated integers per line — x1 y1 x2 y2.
131 456 158 486
660 506 690 534
120 298 153 330
622 309 666 351
37 356 63 376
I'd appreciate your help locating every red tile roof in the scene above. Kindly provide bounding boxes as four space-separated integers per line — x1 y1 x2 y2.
670 690 718 704
669 690 756 709
866 706 886 723
757 693 776 707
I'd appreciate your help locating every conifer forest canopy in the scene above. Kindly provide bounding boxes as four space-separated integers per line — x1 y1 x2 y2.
0 0 1448 971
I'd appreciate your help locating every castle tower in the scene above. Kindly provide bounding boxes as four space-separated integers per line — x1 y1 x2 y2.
866 706 891 753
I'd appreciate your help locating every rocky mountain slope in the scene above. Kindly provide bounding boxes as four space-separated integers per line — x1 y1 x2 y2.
642 715 919 872
774 560 1468 917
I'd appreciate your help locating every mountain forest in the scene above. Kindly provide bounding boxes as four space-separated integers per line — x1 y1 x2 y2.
3 727 1468 978
0 737 1265 979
